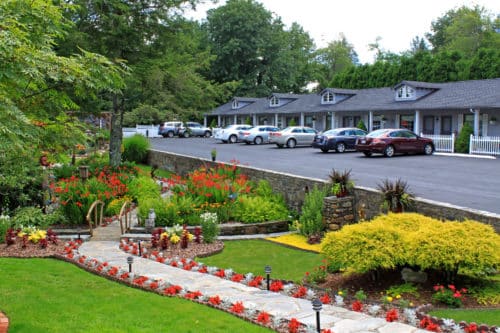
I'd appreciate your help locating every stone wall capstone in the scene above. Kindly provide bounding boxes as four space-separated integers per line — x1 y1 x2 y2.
148 150 500 233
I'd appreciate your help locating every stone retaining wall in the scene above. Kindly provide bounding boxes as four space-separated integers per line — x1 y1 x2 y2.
148 150 500 232
322 196 356 231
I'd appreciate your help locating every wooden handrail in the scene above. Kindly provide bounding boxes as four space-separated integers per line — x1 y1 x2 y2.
86 200 105 237
118 200 133 234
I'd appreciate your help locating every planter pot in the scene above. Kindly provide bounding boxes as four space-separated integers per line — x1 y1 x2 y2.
211 156 216 162
0 312 9 333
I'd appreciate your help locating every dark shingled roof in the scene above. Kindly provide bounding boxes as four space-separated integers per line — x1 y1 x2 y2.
209 78 500 115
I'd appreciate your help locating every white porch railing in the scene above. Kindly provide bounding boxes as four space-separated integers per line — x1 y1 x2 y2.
470 135 500 156
122 125 162 138
420 133 455 153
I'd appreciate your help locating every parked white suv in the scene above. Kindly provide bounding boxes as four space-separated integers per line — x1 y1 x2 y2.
178 122 212 138
213 124 253 143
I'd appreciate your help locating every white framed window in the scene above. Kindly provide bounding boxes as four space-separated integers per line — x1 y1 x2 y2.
322 91 334 104
396 85 415 100
270 96 279 107
232 100 239 109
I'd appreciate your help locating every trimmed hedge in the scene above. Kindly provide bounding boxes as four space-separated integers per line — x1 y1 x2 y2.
321 213 500 277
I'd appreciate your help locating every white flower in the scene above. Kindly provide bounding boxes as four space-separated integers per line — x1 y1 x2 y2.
224 268 234 278
306 289 316 299
368 304 381 315
334 295 344 306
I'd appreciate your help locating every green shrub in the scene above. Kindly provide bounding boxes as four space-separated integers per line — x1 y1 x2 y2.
298 186 327 237
255 180 286 205
356 119 367 131
128 176 160 202
52 164 76 179
200 212 219 243
455 122 473 153
12 206 51 229
122 134 150 164
232 196 289 223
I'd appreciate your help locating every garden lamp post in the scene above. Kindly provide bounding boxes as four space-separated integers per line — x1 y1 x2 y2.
78 165 89 182
264 265 272 291
127 256 134 273
312 298 322 333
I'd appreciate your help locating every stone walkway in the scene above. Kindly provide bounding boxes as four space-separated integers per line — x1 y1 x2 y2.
80 220 426 332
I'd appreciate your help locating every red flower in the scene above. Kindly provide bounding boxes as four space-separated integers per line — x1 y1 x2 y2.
288 318 300 333
185 291 202 300
351 300 363 312
230 301 245 314
257 311 270 324
120 272 129 280
320 293 331 304
321 330 333 333
163 285 182 295
464 323 478 333
385 308 399 322
214 269 225 278
292 286 307 298
209 295 221 305
248 276 264 287
231 274 244 282
198 266 208 273
269 280 284 292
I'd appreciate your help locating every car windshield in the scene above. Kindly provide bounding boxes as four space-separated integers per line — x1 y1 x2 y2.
367 129 390 138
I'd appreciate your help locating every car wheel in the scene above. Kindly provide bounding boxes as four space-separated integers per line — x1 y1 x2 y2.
222 140 227 143
286 139 297 148
336 142 346 153
384 145 395 157
229 134 237 143
254 136 263 145
162 134 168 138
183 131 190 138
321 148 329 153
167 131 174 138
244 141 250 145
276 144 284 148
204 131 212 138
424 143 434 155
363 151 372 157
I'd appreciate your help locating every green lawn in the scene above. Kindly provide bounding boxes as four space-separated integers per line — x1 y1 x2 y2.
0 258 272 333
429 308 500 326
198 239 323 282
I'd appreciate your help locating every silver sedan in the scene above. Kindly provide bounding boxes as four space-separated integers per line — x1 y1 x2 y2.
269 126 318 148
238 126 280 145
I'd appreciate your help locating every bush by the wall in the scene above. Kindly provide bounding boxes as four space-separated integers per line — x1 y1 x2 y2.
122 134 150 164
232 195 289 223
321 213 500 279
298 185 327 237
127 176 160 202
455 122 473 153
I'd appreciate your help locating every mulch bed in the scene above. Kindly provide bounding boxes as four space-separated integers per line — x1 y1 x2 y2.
0 241 67 258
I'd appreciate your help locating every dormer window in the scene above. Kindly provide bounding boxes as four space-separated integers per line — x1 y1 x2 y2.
396 85 415 100
322 91 334 104
270 96 279 107
232 100 239 109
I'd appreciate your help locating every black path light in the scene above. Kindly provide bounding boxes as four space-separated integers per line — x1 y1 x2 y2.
312 298 322 333
127 256 134 273
138 240 142 257
264 265 272 291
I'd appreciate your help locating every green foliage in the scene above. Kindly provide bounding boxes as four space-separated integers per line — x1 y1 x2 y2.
11 206 51 229
288 118 297 126
52 164 77 180
0 215 11 244
354 289 367 301
386 283 419 298
455 122 474 153
122 134 150 164
328 169 354 197
127 176 160 202
298 186 327 237
377 178 414 213
244 116 252 125
232 196 289 224
356 119 367 131
200 212 219 243
468 279 500 306
321 213 500 278
209 118 217 128
432 284 466 307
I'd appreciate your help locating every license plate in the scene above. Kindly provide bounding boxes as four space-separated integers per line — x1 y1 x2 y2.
360 139 366 144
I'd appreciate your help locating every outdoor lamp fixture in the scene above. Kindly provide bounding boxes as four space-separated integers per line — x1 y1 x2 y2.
127 256 134 273
138 240 142 257
264 265 272 291
312 298 323 333
78 165 89 182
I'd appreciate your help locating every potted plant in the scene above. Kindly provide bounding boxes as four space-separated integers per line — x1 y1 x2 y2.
377 178 414 213
210 148 217 162
328 168 354 197
489 116 497 125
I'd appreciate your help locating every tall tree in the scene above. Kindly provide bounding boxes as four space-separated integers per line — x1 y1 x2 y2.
59 0 201 166
314 33 358 88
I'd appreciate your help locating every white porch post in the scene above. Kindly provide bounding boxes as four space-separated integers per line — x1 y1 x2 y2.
253 114 257 126
203 116 207 127
323 114 327 131
274 113 278 127
368 111 373 131
474 109 480 136
300 112 304 126
281 115 285 127
217 115 221 127
414 110 420 133
330 112 335 129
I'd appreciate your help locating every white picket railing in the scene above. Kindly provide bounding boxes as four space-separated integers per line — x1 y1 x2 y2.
420 133 455 153
122 125 161 138
470 135 500 156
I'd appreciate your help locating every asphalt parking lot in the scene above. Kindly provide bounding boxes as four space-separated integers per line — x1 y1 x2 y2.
150 137 500 215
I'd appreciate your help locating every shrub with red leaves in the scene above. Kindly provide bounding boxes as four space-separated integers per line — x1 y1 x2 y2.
194 226 202 243
5 228 16 245
351 300 363 312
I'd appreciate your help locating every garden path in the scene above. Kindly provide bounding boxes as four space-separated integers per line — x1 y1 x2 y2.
78 241 427 333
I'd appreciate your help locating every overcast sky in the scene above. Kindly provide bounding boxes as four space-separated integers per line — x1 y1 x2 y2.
186 0 500 64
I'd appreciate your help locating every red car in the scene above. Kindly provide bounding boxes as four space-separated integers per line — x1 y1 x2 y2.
355 129 434 157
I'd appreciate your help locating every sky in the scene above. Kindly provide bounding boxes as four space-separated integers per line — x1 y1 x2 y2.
186 0 500 64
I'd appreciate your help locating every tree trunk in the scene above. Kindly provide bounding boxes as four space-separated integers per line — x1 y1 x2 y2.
109 94 124 167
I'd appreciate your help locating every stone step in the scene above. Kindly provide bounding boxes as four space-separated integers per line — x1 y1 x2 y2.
58 234 92 242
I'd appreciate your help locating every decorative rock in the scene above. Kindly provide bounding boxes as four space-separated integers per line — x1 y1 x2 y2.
401 267 428 283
